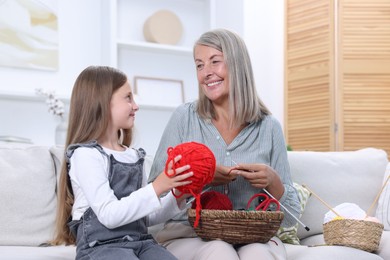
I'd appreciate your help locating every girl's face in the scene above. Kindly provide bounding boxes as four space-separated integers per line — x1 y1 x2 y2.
110 81 139 130
194 44 229 104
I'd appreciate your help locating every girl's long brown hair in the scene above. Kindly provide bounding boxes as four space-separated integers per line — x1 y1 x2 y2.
51 66 130 245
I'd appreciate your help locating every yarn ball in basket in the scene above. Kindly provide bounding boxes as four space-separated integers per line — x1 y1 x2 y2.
164 142 216 227
191 191 233 210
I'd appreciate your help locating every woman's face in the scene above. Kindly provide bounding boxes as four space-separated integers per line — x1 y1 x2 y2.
110 81 139 130
194 44 229 103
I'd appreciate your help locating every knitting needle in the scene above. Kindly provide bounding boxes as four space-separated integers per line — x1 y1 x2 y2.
366 174 390 217
301 184 342 218
231 160 310 231
263 188 310 231
186 187 211 206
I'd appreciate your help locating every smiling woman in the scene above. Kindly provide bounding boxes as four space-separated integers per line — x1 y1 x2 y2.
148 28 301 260
0 0 58 70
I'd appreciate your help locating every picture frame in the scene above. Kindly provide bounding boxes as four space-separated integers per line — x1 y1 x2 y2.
134 76 185 107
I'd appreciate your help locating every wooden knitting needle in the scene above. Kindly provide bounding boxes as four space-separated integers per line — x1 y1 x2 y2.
301 184 342 217
366 174 390 217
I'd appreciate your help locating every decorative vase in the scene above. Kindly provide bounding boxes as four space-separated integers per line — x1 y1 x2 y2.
55 118 68 145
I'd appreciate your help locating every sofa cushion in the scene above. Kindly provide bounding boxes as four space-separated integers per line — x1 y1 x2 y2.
0 144 57 246
375 162 390 230
289 234 384 260
288 148 388 240
276 182 311 244
377 230 390 260
1 245 76 260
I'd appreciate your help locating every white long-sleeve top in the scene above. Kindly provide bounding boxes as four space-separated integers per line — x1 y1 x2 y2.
69 146 186 229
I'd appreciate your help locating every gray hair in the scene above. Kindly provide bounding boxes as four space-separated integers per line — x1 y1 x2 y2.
194 28 270 128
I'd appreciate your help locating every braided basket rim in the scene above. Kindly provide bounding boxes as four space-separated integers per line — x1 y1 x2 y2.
187 208 284 244
323 219 384 252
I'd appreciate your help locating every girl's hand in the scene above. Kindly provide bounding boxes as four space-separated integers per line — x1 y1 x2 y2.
152 155 193 197
210 165 238 186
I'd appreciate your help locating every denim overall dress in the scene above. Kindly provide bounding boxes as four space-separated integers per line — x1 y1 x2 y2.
67 141 177 260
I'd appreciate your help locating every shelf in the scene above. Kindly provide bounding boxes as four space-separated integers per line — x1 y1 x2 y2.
103 0 214 107
0 90 69 103
0 91 176 111
115 0 211 46
117 39 192 55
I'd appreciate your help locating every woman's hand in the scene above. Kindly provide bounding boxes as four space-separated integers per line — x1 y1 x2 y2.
152 155 193 197
229 163 284 199
210 165 239 186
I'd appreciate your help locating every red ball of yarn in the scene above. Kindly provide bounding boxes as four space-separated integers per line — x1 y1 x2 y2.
164 141 216 228
191 191 233 210
164 142 216 198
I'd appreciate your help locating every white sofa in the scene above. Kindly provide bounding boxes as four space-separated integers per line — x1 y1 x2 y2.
0 143 389 260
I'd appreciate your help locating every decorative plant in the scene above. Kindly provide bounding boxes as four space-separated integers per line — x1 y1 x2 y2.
35 88 65 119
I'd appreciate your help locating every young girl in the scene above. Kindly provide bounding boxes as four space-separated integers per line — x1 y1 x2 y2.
52 66 193 260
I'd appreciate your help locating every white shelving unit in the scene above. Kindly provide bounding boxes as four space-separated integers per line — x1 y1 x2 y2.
100 0 243 155
102 0 216 107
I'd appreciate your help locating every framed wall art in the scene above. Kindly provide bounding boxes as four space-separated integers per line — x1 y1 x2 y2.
134 76 184 107
0 0 59 71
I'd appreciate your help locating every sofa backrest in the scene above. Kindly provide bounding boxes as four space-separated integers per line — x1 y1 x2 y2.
288 148 388 240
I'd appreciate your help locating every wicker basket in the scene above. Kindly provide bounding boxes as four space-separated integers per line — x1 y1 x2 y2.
323 219 384 252
187 208 284 244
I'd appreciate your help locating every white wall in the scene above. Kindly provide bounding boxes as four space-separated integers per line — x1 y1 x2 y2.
0 0 102 145
0 0 102 96
243 0 285 126
0 0 285 155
